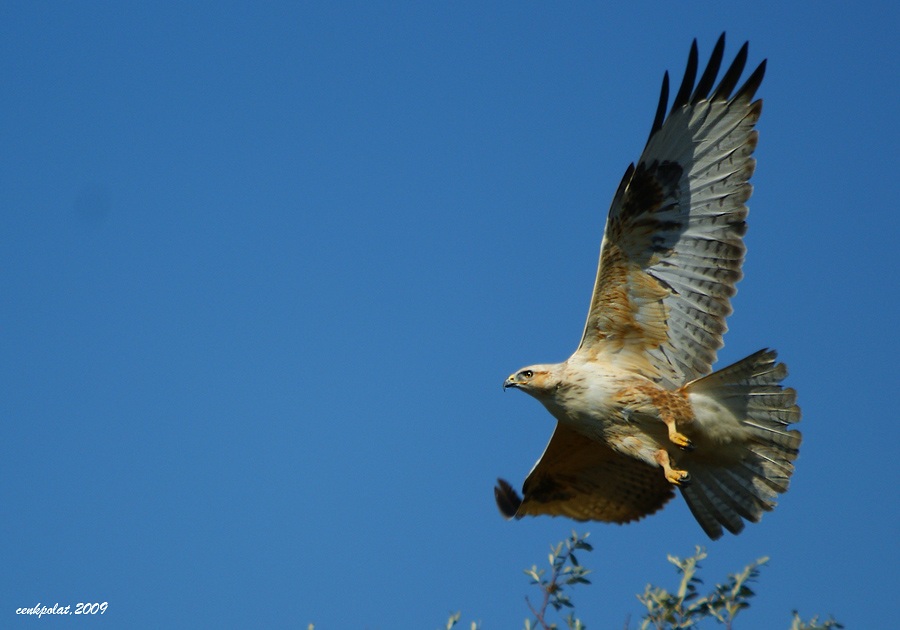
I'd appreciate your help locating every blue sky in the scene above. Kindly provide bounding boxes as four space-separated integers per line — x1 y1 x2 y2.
2 2 897 628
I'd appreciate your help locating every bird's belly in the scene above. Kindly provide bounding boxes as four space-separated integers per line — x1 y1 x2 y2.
542 366 672 467
558 400 669 468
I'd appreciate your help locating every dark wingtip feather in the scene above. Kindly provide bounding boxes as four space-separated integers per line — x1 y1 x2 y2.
735 58 767 102
645 71 669 147
644 36 764 150
712 40 749 100
494 478 522 518
670 39 698 114
691 33 726 103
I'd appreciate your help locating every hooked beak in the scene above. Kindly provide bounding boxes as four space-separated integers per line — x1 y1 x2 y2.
503 375 518 391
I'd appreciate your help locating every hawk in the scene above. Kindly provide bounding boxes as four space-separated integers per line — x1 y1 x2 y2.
496 34 801 540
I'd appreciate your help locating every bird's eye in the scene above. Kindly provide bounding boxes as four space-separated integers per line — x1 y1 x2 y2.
521 370 534 379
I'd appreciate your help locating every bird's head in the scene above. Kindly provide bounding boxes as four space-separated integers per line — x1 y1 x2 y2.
503 364 563 400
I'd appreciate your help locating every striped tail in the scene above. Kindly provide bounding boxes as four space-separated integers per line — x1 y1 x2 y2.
680 349 801 539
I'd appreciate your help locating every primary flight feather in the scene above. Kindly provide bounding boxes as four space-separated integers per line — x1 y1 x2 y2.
496 34 801 540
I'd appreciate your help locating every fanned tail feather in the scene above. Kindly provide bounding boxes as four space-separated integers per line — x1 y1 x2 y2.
680 349 801 539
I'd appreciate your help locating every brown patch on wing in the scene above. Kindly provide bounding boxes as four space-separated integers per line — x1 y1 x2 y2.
579 161 685 378
616 161 683 234
497 423 674 523
587 244 670 345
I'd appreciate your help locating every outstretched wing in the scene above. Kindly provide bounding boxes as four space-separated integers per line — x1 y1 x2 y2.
494 423 674 523
577 34 765 387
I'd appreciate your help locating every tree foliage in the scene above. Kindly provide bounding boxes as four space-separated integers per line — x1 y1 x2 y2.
443 532 841 630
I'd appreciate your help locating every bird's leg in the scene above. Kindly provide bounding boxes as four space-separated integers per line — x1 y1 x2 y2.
655 449 690 486
655 393 694 451
660 408 693 450
616 384 694 449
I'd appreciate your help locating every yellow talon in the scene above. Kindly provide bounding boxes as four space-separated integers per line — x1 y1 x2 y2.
669 430 694 450
665 468 691 486
656 449 691 486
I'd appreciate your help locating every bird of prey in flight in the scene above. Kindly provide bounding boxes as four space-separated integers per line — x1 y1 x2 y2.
496 34 801 539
